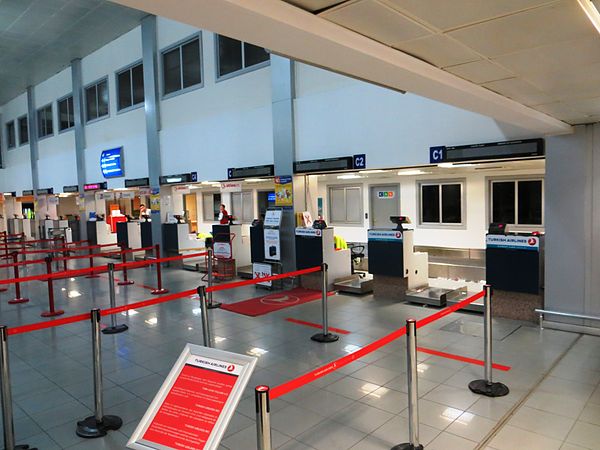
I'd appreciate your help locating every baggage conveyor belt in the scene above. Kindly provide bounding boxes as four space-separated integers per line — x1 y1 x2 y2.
405 285 484 312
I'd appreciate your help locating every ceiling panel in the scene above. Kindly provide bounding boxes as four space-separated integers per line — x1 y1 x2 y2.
284 0 346 12
321 0 432 46
385 0 557 31
445 59 513 84
482 78 555 106
393 34 481 68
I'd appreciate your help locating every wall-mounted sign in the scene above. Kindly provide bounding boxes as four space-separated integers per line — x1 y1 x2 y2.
125 178 150 188
159 174 191 185
100 147 124 178
173 185 191 194
127 345 257 450
294 157 353 174
63 185 79 193
190 171 198 182
220 182 242 193
267 191 276 202
22 190 34 196
353 154 366 169
138 188 152 196
430 138 544 164
429 146 446 164
274 176 293 207
377 190 395 199
264 229 281 261
36 188 54 195
84 182 107 192
120 191 135 199
264 209 283 227
368 230 403 241
227 164 274 180
149 194 161 210
486 234 540 251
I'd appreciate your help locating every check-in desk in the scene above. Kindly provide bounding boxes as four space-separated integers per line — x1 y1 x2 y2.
22 219 36 239
295 227 351 290
116 221 143 254
212 224 251 268
163 223 205 268
486 233 544 321
140 221 153 248
86 220 116 246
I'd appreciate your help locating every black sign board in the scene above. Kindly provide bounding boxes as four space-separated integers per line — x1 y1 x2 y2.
294 157 354 174
3 192 17 197
227 165 275 180
63 185 79 193
83 182 108 192
22 190 34 196
125 177 150 188
36 188 54 195
431 138 544 164
159 174 191 185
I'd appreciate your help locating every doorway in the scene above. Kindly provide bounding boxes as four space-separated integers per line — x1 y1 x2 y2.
369 184 400 229
184 193 198 233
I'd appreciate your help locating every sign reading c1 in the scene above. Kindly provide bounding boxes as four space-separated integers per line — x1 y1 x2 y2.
429 146 446 164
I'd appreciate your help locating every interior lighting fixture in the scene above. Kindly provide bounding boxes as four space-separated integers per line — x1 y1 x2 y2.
578 0 600 34
397 169 429 176
359 170 387 174
337 174 363 180
244 178 268 183
438 162 475 169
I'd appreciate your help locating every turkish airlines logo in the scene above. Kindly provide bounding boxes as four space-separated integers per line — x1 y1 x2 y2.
528 238 537 246
396 232 401 238
227 364 235 372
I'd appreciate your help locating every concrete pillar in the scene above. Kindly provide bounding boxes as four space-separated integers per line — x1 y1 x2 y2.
26 87 39 192
71 58 87 239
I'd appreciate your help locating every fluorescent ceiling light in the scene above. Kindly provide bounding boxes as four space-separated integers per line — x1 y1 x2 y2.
201 181 215 185
397 169 429 176
578 0 600 34
337 174 362 180
244 178 268 183
437 163 475 168
359 170 387 174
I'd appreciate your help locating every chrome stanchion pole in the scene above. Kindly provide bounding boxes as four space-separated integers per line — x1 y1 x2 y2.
76 309 122 438
392 319 422 450
102 263 128 334
469 285 509 397
255 386 272 450
206 248 221 309
197 286 211 347
311 263 339 343
1 326 37 450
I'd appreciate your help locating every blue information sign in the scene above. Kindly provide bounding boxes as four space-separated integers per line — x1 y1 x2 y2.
100 147 124 178
429 146 446 163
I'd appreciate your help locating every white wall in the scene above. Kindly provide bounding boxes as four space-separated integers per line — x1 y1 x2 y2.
0 93 32 193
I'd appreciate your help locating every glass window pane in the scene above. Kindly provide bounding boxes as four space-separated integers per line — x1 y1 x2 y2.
97 80 108 117
518 180 543 225
118 69 132 110
421 185 440 223
59 99 69 130
45 106 53 135
203 194 213 222
492 181 515 224
243 42 269 67
218 35 242 77
242 192 253 222
131 63 145 105
213 194 221 221
182 39 201 88
18 117 28 144
345 187 361 223
6 122 15 148
231 192 242 218
330 188 346 223
441 184 461 224
163 47 181 94
85 85 97 121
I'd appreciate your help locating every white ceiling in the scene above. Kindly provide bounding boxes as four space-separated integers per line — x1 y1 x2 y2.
0 0 147 105
288 0 600 125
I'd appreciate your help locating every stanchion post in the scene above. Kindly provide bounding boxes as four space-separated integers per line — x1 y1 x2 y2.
1 326 37 450
468 285 509 397
8 252 29 304
2 235 8 260
311 263 339 343
150 244 169 295
102 263 128 334
86 246 100 279
255 386 272 450
76 309 123 438
41 256 64 318
197 286 211 347
206 248 221 309
61 236 68 272
391 319 423 450
118 243 134 286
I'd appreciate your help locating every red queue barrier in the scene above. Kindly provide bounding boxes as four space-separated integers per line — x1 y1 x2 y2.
8 253 28 304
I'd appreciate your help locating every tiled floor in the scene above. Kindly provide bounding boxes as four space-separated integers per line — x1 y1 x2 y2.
0 257 597 449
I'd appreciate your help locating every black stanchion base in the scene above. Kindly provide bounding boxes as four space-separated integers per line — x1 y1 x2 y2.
76 414 123 438
207 302 222 309
391 444 423 450
468 379 509 397
118 280 135 286
151 288 169 295
3 445 37 449
0 287 8 292
311 332 339 343
8 298 29 304
85 275 101 279
102 324 129 334
41 309 65 317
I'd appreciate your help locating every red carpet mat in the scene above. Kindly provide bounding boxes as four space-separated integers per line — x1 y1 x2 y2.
220 288 322 317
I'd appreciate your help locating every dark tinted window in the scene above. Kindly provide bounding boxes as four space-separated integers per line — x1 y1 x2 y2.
162 37 201 95
85 79 109 122
37 104 53 138
518 180 542 225
244 42 269 66
97 80 108 117
163 47 181 95
58 96 74 131
117 63 144 110
6 121 15 149
421 185 440 223
132 63 145 105
492 181 515 224
441 184 461 223
182 39 201 88
18 116 28 145
118 68 132 110
218 35 242 77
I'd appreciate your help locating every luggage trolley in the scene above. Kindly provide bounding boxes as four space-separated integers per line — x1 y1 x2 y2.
212 232 236 281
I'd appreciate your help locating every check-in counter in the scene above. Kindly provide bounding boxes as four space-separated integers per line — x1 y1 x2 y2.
86 220 116 246
486 233 544 321
7 218 23 236
295 227 351 290
22 219 36 239
212 224 251 267
163 223 205 268
141 221 153 248
117 221 144 256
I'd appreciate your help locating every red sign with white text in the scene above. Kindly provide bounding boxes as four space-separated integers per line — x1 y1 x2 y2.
142 356 240 449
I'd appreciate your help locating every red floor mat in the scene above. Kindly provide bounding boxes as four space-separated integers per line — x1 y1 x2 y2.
220 288 322 317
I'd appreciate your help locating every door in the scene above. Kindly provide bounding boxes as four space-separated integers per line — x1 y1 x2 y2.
184 193 198 233
370 184 400 229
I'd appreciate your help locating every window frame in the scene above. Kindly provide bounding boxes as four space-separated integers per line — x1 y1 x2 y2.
115 60 145 114
202 192 222 223
17 115 28 146
417 179 466 228
230 190 255 224
84 76 110 124
215 34 270 82
488 177 544 228
160 33 204 100
57 93 75 133
6 120 16 150
36 103 54 140
327 184 364 227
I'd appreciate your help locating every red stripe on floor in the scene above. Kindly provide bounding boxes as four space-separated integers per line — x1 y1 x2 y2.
417 346 511 371
285 318 351 335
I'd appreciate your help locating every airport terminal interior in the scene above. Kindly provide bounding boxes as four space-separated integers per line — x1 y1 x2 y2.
1 0 600 449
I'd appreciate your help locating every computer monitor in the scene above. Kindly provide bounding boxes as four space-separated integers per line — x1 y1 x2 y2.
390 216 410 231
489 222 507 235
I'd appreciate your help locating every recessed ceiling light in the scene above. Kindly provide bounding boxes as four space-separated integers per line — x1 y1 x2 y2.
397 169 429 176
337 174 363 180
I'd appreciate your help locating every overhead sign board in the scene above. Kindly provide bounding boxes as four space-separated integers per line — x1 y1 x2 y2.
220 182 242 193
127 345 257 450
159 174 192 185
22 190 34 196
125 178 150 188
353 154 366 169
100 147 124 178
227 164 274 180
63 185 79 193
84 182 107 192
430 139 544 164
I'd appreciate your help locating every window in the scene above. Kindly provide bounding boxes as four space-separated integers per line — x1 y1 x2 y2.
18 116 28 145
58 95 75 131
162 36 202 96
491 179 543 226
85 78 109 122
216 35 269 79
231 191 254 223
419 181 463 225
202 193 221 221
6 121 15 149
328 185 363 225
117 62 144 111
37 104 53 138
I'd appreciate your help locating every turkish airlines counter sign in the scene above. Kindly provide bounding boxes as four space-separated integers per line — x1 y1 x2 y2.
127 345 257 450
486 234 540 251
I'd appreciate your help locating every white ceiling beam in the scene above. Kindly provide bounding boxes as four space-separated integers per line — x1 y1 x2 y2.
111 0 572 135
